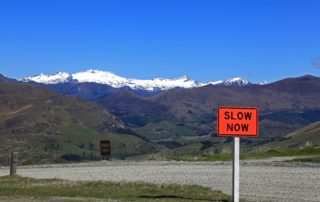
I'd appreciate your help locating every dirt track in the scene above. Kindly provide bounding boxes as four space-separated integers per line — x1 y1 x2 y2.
0 159 319 202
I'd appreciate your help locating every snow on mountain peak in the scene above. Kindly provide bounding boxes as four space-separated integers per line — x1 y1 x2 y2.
259 81 268 85
21 69 254 91
130 76 198 91
21 72 71 84
72 69 128 87
223 77 250 86
200 80 224 86
176 75 191 81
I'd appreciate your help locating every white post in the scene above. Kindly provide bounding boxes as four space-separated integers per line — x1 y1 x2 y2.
233 137 240 202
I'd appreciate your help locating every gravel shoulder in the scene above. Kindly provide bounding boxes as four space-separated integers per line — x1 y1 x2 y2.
0 160 319 202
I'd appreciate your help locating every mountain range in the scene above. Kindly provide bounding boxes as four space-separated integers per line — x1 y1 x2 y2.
1 71 320 163
95 75 320 144
21 69 252 89
21 69 252 99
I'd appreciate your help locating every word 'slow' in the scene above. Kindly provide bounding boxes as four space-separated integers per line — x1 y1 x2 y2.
224 112 252 120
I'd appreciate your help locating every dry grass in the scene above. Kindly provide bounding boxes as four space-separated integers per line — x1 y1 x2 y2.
0 175 231 202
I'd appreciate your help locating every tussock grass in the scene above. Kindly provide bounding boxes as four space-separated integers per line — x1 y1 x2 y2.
171 154 232 162
166 147 320 163
285 156 320 164
246 147 320 159
0 175 231 202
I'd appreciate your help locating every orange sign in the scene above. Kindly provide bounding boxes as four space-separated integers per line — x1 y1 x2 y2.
217 107 258 137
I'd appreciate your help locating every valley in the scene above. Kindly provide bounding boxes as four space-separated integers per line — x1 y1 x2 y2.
0 72 320 165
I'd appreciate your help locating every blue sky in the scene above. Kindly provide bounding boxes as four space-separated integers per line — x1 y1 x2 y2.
0 0 319 83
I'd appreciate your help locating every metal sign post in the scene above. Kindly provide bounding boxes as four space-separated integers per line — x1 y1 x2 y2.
217 106 259 202
233 137 240 202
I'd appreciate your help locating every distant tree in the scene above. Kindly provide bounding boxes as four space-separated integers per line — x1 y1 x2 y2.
89 142 95 151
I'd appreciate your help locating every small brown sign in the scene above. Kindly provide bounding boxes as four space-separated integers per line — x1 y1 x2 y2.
100 140 111 156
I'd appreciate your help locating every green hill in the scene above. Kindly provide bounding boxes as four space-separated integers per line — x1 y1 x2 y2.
257 121 320 151
95 76 320 148
0 76 159 164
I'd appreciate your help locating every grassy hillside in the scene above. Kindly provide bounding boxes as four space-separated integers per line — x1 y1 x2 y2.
256 121 320 151
94 76 320 157
0 76 159 164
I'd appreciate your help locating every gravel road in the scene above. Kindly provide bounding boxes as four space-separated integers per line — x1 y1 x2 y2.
0 159 319 202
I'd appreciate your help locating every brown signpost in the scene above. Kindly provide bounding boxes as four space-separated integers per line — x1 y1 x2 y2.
217 106 259 202
100 140 111 160
10 152 18 175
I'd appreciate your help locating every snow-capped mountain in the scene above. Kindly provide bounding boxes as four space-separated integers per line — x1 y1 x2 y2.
21 69 251 91
23 72 71 84
223 77 250 86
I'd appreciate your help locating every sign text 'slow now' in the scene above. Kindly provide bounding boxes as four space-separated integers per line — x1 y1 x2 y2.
217 107 258 137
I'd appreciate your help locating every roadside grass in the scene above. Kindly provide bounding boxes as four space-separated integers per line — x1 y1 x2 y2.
0 175 231 202
245 147 320 159
172 154 232 162
167 147 320 162
284 156 320 164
